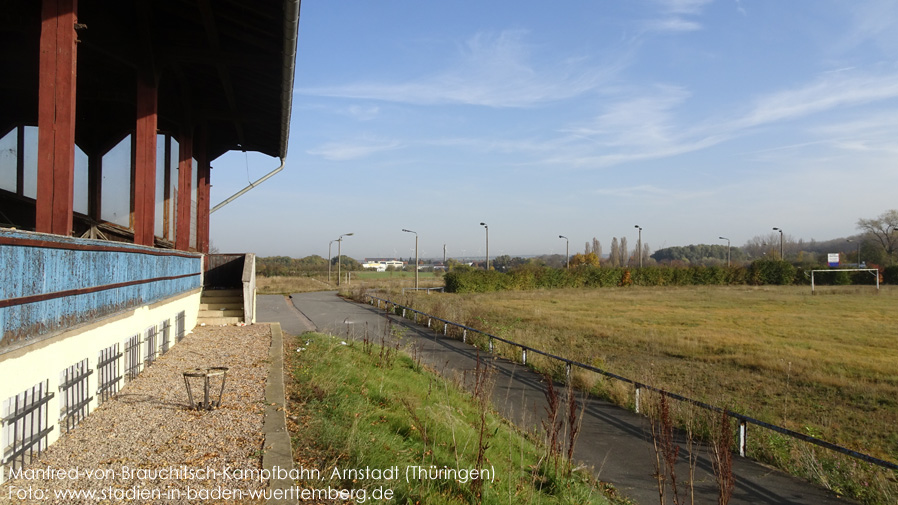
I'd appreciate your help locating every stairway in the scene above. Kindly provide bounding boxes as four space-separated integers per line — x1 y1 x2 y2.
197 289 244 325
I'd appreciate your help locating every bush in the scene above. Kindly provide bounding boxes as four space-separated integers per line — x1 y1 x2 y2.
443 261 805 293
749 260 796 285
882 266 898 284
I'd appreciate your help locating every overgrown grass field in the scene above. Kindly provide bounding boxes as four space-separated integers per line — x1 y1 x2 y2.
390 285 898 502
257 271 444 294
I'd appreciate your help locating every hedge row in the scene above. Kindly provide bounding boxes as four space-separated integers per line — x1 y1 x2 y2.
445 260 819 293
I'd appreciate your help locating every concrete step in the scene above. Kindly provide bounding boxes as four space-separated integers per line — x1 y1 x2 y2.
198 309 243 318
197 317 244 326
200 296 243 305
202 289 242 298
200 302 243 311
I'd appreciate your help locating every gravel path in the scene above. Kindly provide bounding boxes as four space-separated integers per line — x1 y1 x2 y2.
1 324 272 504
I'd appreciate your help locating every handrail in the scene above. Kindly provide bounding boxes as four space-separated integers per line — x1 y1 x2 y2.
365 294 898 472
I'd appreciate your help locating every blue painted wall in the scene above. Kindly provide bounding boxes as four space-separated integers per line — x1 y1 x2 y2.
0 229 202 351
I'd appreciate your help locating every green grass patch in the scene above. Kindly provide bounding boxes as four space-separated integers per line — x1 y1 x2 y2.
285 332 622 505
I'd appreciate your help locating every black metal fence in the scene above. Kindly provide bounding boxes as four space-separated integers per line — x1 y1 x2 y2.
367 294 898 472
97 343 122 404
59 359 93 433
160 319 171 354
176 311 186 342
144 325 158 367
124 334 142 382
1 380 54 473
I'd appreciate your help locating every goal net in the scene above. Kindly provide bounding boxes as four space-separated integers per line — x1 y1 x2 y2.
809 268 880 293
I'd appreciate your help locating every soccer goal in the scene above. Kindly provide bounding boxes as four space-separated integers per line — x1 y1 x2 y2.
810 269 880 293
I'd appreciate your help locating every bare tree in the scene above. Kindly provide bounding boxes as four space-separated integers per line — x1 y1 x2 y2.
584 241 591 255
643 242 651 265
857 209 898 264
592 238 602 260
610 237 620 267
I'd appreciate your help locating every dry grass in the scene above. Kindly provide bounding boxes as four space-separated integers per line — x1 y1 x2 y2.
256 275 333 294
256 272 444 295
400 285 898 502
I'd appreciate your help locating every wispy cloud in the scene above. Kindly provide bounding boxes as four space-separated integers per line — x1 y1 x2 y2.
656 0 715 15
534 68 898 170
343 105 380 121
641 0 713 33
295 30 622 108
642 18 702 33
736 69 898 128
833 0 898 56
589 184 715 201
306 137 402 161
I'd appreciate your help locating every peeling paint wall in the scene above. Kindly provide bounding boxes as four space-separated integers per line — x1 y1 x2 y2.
0 228 202 353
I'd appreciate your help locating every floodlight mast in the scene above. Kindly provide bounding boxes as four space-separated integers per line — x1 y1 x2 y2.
559 235 569 268
772 227 784 260
719 236 731 267
634 225 643 268
480 222 489 270
402 229 418 289
336 233 354 286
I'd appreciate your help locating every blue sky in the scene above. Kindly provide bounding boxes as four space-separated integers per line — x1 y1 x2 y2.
209 0 898 260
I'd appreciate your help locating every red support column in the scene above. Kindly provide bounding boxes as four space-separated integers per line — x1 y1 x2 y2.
195 129 210 254
36 0 78 235
175 130 193 251
133 76 158 246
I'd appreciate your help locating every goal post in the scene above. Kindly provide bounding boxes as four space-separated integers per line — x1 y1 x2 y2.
810 268 880 293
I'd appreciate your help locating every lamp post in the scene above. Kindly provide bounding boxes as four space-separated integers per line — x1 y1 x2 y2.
559 235 569 268
480 222 489 270
634 225 643 268
328 239 336 284
772 227 784 260
336 232 353 286
402 229 418 289
719 236 731 267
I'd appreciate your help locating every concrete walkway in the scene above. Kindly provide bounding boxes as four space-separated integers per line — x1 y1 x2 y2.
260 292 852 505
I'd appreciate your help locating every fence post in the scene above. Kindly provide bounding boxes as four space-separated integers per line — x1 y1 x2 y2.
443 323 447 336
739 420 747 457
427 317 431 328
462 329 467 343
634 385 641 414
489 337 494 353
521 348 527 365
566 363 572 384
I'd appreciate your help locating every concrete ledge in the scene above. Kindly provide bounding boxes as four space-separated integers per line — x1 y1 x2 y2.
262 322 294 504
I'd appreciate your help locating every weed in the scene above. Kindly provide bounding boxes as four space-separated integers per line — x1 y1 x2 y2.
711 409 735 505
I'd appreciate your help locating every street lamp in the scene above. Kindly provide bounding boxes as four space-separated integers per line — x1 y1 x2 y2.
480 222 489 270
719 236 731 267
847 239 861 267
336 232 353 286
328 239 336 284
559 235 569 268
402 229 418 289
634 225 643 268
772 227 784 260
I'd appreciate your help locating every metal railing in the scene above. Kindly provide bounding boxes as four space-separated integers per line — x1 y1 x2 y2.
366 294 898 472
59 359 93 433
97 343 122 404
1 381 54 472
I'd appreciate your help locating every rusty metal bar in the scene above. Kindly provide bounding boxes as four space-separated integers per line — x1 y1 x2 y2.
0 272 200 309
